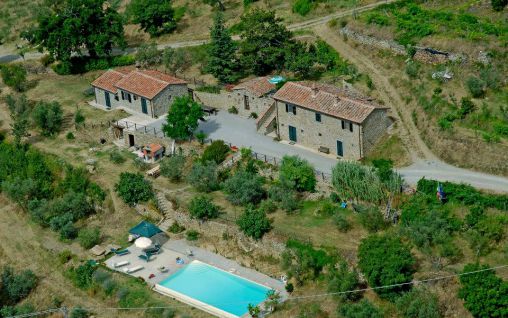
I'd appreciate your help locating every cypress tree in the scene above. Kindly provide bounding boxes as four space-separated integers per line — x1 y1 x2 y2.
206 12 240 83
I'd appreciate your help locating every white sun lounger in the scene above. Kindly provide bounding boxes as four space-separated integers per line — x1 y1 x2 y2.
114 261 130 268
124 266 144 274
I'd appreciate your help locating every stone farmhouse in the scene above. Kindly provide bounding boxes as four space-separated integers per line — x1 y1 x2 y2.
91 68 188 118
231 77 277 117
269 81 391 160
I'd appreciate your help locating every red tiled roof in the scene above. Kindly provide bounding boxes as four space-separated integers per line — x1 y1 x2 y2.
91 69 187 99
91 70 126 93
272 81 387 123
233 77 276 97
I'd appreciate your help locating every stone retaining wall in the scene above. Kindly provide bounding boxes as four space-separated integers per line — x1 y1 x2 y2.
159 193 286 256
340 27 468 64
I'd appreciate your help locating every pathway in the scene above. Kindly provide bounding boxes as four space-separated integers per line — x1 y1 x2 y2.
0 0 397 64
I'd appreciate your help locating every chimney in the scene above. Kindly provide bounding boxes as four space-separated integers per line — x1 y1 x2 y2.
334 96 341 106
311 84 319 98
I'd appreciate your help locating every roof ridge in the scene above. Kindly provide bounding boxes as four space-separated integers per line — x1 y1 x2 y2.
135 70 170 85
293 81 378 109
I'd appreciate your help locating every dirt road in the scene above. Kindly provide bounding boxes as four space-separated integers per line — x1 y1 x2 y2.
313 24 508 192
0 0 397 64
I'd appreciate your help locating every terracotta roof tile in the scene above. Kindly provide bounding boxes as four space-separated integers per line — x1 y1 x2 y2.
233 77 276 97
91 70 126 93
91 69 187 99
273 81 387 123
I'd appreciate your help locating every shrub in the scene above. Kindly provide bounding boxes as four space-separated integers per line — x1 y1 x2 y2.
268 183 300 213
466 76 485 98
188 195 221 220
68 262 95 289
338 299 383 318
405 62 419 79
77 227 101 249
237 205 271 239
109 151 126 164
285 283 294 293
293 0 313 16
74 110 86 127
160 155 186 182
327 261 361 301
32 100 63 136
135 43 161 67
115 172 153 206
168 222 185 233
228 106 238 114
279 155 316 192
0 267 38 305
396 288 440 318
357 206 388 233
195 131 207 144
358 234 415 299
111 55 136 67
70 307 90 318
58 250 74 264
330 192 341 203
459 263 508 317
259 199 277 214
0 64 27 92
202 140 230 164
60 221 78 239
491 0 508 11
186 230 200 241
66 132 75 140
249 112 258 119
333 213 351 232
186 161 219 192
222 170 265 205
458 97 475 119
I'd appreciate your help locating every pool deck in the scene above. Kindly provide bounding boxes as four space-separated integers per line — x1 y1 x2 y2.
105 239 288 317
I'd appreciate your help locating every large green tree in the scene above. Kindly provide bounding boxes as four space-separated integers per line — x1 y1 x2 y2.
115 172 153 206
279 155 316 192
206 12 240 83
358 234 416 299
127 0 178 37
5 94 31 144
0 64 27 92
238 9 293 75
237 205 271 239
32 100 63 136
24 0 125 61
162 96 204 140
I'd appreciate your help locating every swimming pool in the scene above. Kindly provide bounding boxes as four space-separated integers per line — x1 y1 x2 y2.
156 260 271 317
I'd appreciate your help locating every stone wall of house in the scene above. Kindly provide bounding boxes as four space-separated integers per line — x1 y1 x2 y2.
123 129 174 149
276 100 363 160
193 90 233 112
152 84 189 117
94 87 123 109
193 90 273 118
361 109 391 156
340 27 468 64
230 89 274 118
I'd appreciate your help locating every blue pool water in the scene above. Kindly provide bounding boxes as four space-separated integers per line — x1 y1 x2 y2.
158 261 270 317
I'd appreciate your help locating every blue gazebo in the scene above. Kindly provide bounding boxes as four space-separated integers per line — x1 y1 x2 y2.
129 221 162 238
